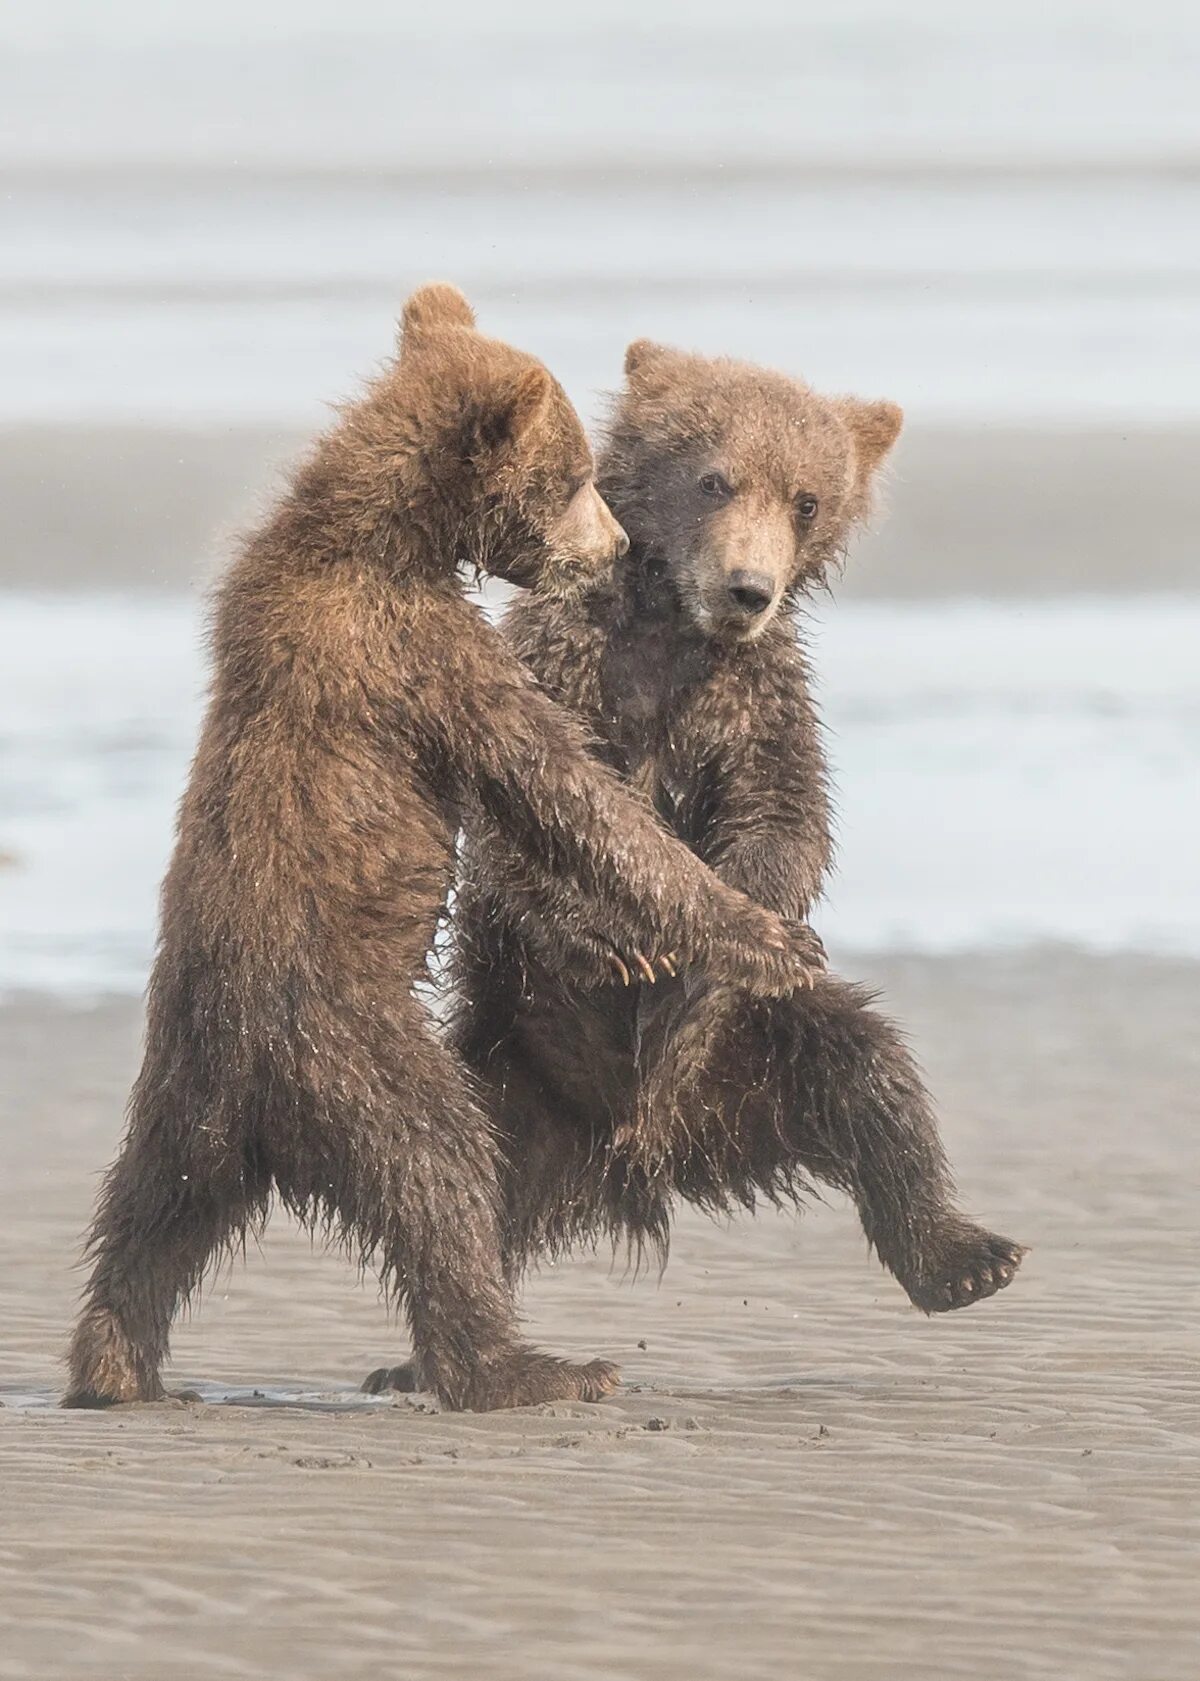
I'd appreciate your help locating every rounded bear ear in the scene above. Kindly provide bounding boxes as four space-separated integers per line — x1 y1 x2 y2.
398 282 476 352
623 339 681 385
838 398 904 476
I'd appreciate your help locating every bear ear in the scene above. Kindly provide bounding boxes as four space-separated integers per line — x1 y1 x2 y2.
398 282 476 352
623 339 683 390
838 398 904 477
478 364 552 452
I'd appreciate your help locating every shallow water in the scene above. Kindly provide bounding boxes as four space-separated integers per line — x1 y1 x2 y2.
0 1382 395 1414
6 173 1200 430
2 589 1196 996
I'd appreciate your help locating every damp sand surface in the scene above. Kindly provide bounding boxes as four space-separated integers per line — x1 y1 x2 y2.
1 951 1197 1680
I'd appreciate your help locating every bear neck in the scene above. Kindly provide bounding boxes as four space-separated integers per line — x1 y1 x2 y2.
281 425 491 588
622 541 687 626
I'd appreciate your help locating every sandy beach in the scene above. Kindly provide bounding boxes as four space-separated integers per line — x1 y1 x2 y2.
2 951 1197 1680
3 7 1198 1673
6 421 1198 598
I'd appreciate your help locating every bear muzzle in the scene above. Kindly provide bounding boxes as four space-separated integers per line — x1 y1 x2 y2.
725 569 776 619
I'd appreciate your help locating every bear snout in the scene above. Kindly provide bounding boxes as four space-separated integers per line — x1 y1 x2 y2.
726 570 775 617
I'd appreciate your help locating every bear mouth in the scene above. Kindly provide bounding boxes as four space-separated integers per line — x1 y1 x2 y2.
701 598 779 644
691 610 773 647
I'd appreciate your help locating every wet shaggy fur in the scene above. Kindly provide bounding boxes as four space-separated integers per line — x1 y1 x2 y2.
63 294 818 1414
440 343 1026 1347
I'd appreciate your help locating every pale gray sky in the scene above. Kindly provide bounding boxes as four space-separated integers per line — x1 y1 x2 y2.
2 2 1197 169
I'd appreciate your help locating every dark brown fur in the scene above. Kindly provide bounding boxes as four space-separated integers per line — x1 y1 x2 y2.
433 345 1025 1364
63 296 820 1414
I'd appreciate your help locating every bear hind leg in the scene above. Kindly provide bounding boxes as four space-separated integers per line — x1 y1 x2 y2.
778 980 1027 1312
283 1029 619 1411
65 1124 261 1407
678 978 1027 1313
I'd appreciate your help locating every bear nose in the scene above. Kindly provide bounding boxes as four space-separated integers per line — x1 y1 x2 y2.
727 571 774 616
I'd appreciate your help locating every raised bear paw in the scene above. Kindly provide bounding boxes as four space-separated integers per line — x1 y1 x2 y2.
904 1224 1028 1314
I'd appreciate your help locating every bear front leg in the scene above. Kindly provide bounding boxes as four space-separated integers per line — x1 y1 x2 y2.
427 614 820 1000
458 827 681 995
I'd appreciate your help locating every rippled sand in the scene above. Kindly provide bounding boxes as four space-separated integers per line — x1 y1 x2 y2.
2 952 1198 1680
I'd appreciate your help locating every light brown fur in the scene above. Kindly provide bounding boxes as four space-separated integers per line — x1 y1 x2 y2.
433 345 1026 1370
64 296 819 1414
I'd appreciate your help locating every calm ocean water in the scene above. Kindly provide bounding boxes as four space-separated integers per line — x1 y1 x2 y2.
2 591 1197 996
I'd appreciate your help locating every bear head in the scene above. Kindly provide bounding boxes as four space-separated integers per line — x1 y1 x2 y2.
387 283 627 591
599 341 902 642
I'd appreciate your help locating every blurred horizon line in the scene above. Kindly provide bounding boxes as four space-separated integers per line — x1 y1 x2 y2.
8 157 1200 189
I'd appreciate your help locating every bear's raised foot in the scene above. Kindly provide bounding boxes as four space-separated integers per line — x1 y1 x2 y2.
361 1361 421 1396
904 1225 1027 1314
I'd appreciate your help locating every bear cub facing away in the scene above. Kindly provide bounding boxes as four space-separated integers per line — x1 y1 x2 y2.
443 341 1026 1338
64 291 821 1414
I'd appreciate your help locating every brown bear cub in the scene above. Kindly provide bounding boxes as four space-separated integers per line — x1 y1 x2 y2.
442 341 1026 1336
63 292 821 1414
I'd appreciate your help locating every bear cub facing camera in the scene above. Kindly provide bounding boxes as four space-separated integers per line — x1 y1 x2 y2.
444 341 1026 1333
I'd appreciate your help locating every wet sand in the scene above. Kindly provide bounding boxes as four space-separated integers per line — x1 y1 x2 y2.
2 950 1197 1679
6 421 1199 598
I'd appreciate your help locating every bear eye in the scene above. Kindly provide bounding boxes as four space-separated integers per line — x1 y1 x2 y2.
796 493 819 521
698 471 733 500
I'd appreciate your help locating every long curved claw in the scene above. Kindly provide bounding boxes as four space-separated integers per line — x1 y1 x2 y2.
657 953 678 978
631 950 658 985
607 953 632 987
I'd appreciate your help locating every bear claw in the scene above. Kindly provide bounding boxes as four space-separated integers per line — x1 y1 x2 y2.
632 951 658 984
607 950 679 986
